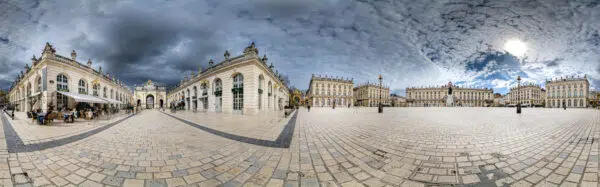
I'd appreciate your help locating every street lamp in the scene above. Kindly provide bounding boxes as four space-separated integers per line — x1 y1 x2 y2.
517 76 521 114
378 75 383 113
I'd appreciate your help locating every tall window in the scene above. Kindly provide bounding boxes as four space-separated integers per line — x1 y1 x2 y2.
214 79 222 94
258 76 263 110
232 74 244 111
93 84 100 96
268 81 272 108
36 77 42 92
78 79 87 94
56 74 69 110
57 74 68 92
27 83 31 96
201 83 208 109
103 87 107 98
110 89 114 99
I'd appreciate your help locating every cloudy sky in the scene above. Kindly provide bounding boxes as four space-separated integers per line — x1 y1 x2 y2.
1 0 599 95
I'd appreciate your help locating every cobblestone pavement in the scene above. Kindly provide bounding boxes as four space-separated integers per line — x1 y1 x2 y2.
0 108 598 187
7 112 130 145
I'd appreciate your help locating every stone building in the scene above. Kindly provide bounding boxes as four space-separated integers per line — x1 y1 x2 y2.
507 83 545 107
589 90 599 108
390 94 407 107
7 43 132 112
354 82 390 107
406 82 494 107
166 42 289 115
545 75 589 108
306 75 354 107
134 80 167 109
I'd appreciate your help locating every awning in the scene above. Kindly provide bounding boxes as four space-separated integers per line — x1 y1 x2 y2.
58 91 108 104
100 98 122 104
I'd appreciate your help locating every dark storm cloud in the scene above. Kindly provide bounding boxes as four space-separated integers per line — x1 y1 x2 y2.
0 37 9 44
71 7 221 82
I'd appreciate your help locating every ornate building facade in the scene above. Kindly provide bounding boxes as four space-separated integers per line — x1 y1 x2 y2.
166 42 289 115
406 82 494 107
353 83 390 107
390 94 407 107
289 88 304 106
545 75 589 108
134 80 167 109
507 83 545 107
7 43 132 112
306 75 354 107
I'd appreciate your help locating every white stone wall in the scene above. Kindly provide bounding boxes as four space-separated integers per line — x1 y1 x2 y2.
167 60 289 115
9 57 133 112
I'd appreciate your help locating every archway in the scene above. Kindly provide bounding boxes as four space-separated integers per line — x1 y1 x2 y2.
293 96 300 106
160 99 164 108
137 99 141 107
146 95 155 109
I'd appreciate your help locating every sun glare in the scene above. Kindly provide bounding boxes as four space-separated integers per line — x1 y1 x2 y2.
504 39 528 57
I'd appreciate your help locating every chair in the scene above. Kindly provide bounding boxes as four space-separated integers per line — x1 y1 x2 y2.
31 112 38 123
44 112 58 125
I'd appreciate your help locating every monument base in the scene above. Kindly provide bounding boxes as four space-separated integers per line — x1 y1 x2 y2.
446 95 454 107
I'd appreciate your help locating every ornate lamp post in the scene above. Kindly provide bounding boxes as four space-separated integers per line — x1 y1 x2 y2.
378 75 383 113
517 76 521 114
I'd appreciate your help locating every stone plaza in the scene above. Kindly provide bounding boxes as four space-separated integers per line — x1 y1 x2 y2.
0 107 598 186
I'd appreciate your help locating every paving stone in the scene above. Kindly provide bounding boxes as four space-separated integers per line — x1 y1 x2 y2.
145 179 167 187
123 179 145 187
102 176 124 186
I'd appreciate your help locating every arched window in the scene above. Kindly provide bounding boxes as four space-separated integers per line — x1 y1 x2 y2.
110 89 114 99
214 79 222 94
78 79 87 94
56 74 69 110
268 81 272 108
93 84 100 96
201 83 208 109
232 74 244 112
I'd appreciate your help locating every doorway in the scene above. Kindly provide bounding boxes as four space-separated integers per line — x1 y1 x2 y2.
146 95 154 109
